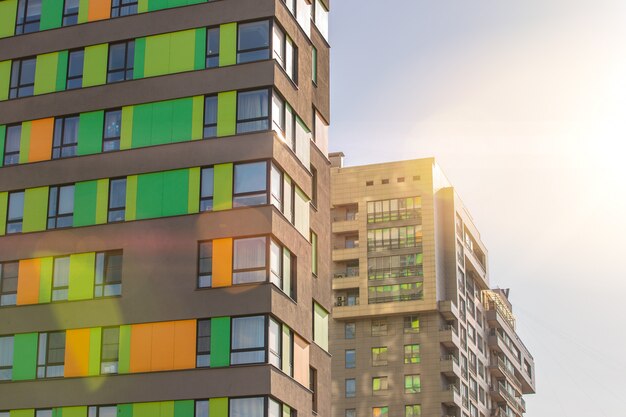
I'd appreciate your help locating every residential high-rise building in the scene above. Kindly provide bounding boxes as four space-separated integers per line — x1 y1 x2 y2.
328 154 535 417
0 1 331 417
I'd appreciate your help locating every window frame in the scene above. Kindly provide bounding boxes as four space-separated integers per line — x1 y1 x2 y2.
404 344 421 364
94 250 123 298
345 378 356 398
196 318 211 367
206 26 220 68
36 331 66 378
404 374 421 394
232 160 270 207
51 256 70 302
66 49 85 89
371 346 388 366
230 315 267 366
0 335 14 381
236 19 271 64
3 124 22 166
110 0 138 18
199 166 214 212
9 57 36 99
202 95 218 139
344 322 355 339
106 40 135 83
62 0 79 26
15 0 41 35
102 108 122 152
6 190 25 234
345 349 355 369
236 88 271 134
107 177 127 223
47 184 75 229
100 326 120 374
52 115 80 159
197 240 213 288
0 261 19 307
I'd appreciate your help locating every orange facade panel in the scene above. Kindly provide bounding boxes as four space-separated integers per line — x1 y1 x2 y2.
88 0 112 21
129 323 153 373
28 118 54 163
65 328 91 377
212 238 233 287
173 320 196 370
16 258 40 305
293 334 310 386
129 320 196 373
150 321 175 371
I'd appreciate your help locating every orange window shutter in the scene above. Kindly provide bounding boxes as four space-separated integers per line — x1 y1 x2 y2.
173 320 196 370
293 334 310 386
150 321 175 371
16 258 41 305
28 118 54 162
212 238 233 287
65 328 91 377
129 323 153 373
88 0 112 21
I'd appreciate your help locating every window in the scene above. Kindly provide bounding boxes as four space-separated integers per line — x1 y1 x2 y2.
100 327 119 374
196 319 210 367
52 256 70 301
268 317 281 368
66 49 84 89
0 336 14 381
48 185 75 229
372 407 388 417
345 322 355 339
37 331 65 378
372 376 388 392
367 197 422 224
405 405 421 417
9 58 36 99
310 366 318 413
310 165 318 207
273 24 296 81
371 320 387 336
52 116 79 159
233 236 267 284
368 253 423 280
312 47 317 84
233 161 268 206
381 179 389 185
231 315 265 364
6 191 25 234
281 0 295 15
203 95 218 138
269 238 295 297
313 0 329 40
345 378 356 398
237 89 269 133
3 125 22 166
237 20 270 63
313 302 329 350
206 27 220 68
107 178 126 222
0 262 18 306
15 0 41 34
103 109 122 151
345 410 356 417
111 0 137 17
198 241 212 288
311 230 318 276
229 397 271 417
36 411 52 417
397 177 405 183
62 0 79 26
366 181 373 186
195 401 208 417
94 251 122 297
88 406 117 417
403 316 420 333
404 344 420 364
107 41 135 83
199 167 215 211
371 347 388 366
270 163 283 210
404 374 421 393
345 349 355 369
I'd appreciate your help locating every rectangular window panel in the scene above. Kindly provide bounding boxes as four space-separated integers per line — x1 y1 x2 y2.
52 116 79 159
196 319 210 367
195 401 209 417
107 41 135 83
230 397 264 417
94 251 122 297
345 378 355 398
405 405 421 417
48 185 74 229
103 109 122 151
4 125 22 166
203 95 218 138
311 230 318 276
88 407 117 417
371 347 388 366
372 376 388 392
313 302 328 350
373 407 388 417
62 0 79 26
15 0 41 34
100 327 119 374
237 21 270 64
0 262 19 306
0 335 14 381
66 49 84 89
108 178 126 222
404 344 420 364
233 161 268 207
52 256 70 301
111 0 138 18
404 374 421 393
345 349 355 368
236 89 269 133
9 58 36 99
231 315 265 365
7 191 25 234
269 239 282 288
233 236 267 284
270 163 283 211
371 319 387 336
206 27 220 68
344 323 355 339
37 331 65 378
200 167 214 212
198 241 212 288
404 316 420 333
268 317 281 368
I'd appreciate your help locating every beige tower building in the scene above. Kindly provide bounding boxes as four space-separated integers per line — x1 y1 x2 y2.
329 154 535 417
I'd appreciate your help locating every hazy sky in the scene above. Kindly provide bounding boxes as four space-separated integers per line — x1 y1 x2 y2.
330 1 626 415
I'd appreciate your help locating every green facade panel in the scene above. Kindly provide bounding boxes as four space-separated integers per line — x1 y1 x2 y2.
38 257 53 303
188 168 200 214
136 172 164 219
217 91 236 137
162 169 189 216
83 44 108 87
68 252 96 301
40 0 64 30
22 187 49 233
134 403 160 417
209 398 228 417
117 405 133 417
191 96 204 140
169 29 198 74
95 179 109 225
136 169 190 219
173 401 194 417
0 192 6 236
10 411 34 417
78 111 105 155
56 50 69 92
133 37 146 79
0 0 18 38
143 33 169 78
0 125 6 167
0 60 11 101
60 407 87 417
125 176 138 221
120 106 134 150
137 0 149 13
171 98 194 142
194 28 206 70
12 333 38 381
210 317 230 367
219 23 237 67
88 327 102 376
213 163 233 211
77 0 89 23
34 52 59 95
74 180 98 227
132 98 194 147
151 100 174 145
160 402 175 417
19 121 31 164
118 325 132 374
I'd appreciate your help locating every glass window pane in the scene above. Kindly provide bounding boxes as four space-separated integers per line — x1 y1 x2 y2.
230 397 264 417
233 237 266 270
8 192 24 220
104 110 122 139
20 59 36 85
109 179 126 209
58 186 74 215
234 161 267 194
238 21 270 51
68 50 84 78
201 168 214 198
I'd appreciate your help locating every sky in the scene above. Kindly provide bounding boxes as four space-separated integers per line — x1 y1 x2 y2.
329 1 626 415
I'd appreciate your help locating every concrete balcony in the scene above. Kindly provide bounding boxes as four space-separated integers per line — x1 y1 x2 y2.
332 247 360 262
441 384 463 408
438 300 459 320
490 384 525 416
440 325 461 349
489 357 522 391
440 355 461 378
332 275 361 290
332 218 359 233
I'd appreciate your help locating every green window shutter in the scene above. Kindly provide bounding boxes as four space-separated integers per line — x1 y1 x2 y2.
136 172 164 219
0 60 11 101
162 169 189 216
118 325 132 374
40 0 64 30
173 401 194 417
68 252 96 300
55 50 69 92
59 407 87 417
77 110 105 155
130 102 153 148
171 98 194 143
210 317 230 367
191 96 204 140
23 187 49 232
38 257 53 303
209 398 228 417
0 0 18 38
0 125 6 167
134 403 160 417
169 29 197 74
120 106 134 150
83 44 108 87
77 0 89 23
0 192 6 236
216 91 236 137
188 167 200 214
117 405 133 417
213 163 233 211
12 333 38 380
150 100 174 145
219 23 237 67
10 411 35 417
125 175 138 221
133 37 146 79
88 327 102 376
95 179 109 224
194 28 206 70
34 52 60 95
143 33 170 77
18 121 31 164
74 180 98 227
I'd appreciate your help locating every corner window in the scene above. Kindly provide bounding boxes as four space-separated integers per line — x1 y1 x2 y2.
197 241 212 288
62 0 79 26
48 185 75 229
108 178 126 222
111 0 138 18
95 251 122 297
269 238 295 298
3 125 22 166
273 24 297 82
268 317 281 368
7 191 25 234
100 327 120 374
66 49 84 89
237 89 269 133
37 331 65 378
103 109 122 151
231 315 265 365
281 0 295 15
233 161 268 207
237 20 270 63
52 116 79 159
345 349 355 368
206 27 220 68
0 336 14 381
107 41 135 83
313 0 329 40
230 397 265 417
345 378 356 398
203 95 218 138
15 0 41 35
52 256 70 301
9 58 36 99
0 262 18 306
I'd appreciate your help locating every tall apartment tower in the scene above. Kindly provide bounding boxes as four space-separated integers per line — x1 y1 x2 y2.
329 155 535 417
0 1 331 417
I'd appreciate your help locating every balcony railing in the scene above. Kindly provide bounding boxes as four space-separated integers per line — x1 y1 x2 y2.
368 266 423 280
368 240 423 253
367 210 422 224
334 267 360 278
368 292 422 304
490 357 522 389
